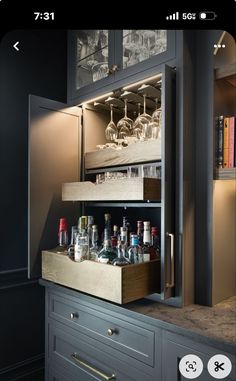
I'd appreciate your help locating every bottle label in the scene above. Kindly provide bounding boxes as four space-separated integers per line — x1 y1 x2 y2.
74 244 88 262
98 257 109 264
143 253 150 262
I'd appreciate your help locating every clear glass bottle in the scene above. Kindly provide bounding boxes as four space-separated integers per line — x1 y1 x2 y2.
120 226 128 245
151 226 160 259
87 215 94 248
128 234 140 264
67 225 78 258
112 240 130 266
104 213 112 239
113 225 119 238
89 225 100 261
98 239 117 264
137 220 144 246
141 221 151 262
56 217 68 253
74 216 89 262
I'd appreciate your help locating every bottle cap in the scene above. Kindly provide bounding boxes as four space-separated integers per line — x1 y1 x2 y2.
88 216 94 225
151 227 158 235
59 218 68 232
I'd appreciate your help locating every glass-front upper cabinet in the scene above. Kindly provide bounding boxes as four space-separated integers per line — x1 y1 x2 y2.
68 30 175 104
122 30 167 69
76 30 110 89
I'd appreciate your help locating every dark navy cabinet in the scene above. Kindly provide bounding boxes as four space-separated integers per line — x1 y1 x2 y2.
43 282 236 381
162 331 236 381
45 285 162 381
67 30 176 104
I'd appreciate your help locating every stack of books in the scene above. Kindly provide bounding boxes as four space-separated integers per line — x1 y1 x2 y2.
215 115 236 169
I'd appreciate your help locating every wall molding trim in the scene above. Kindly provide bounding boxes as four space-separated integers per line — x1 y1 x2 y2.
0 353 44 381
0 268 38 290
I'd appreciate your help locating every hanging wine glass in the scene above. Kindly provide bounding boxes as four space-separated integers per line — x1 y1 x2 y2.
117 99 133 139
136 94 152 140
149 98 161 139
132 103 143 139
105 104 118 142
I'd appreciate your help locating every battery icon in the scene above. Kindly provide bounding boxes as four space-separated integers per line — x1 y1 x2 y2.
199 11 217 20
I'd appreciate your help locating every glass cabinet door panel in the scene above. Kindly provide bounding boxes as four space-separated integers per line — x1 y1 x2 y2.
122 30 167 69
76 30 109 89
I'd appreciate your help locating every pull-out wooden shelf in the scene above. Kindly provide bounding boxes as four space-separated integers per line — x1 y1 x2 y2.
85 139 161 169
62 178 161 202
42 251 160 304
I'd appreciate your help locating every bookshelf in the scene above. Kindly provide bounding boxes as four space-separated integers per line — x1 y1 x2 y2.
214 32 236 181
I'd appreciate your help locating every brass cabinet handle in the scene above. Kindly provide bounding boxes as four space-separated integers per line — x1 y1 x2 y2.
70 312 78 320
71 353 116 380
108 64 119 75
166 232 175 288
107 328 114 336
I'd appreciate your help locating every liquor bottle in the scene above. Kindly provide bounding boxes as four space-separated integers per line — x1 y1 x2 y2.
128 234 140 264
89 225 100 261
87 215 94 248
137 220 144 246
98 239 117 264
141 221 151 262
113 225 119 238
104 213 112 239
111 235 118 255
56 217 68 253
120 226 128 245
151 227 160 259
74 216 89 262
67 225 78 258
123 216 132 245
112 240 130 266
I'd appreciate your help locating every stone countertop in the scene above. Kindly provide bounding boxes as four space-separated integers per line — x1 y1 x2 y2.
126 296 236 350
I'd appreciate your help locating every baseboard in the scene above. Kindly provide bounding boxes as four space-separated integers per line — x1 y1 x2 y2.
0 353 44 381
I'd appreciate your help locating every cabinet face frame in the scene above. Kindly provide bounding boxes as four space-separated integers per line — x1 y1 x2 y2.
67 30 176 105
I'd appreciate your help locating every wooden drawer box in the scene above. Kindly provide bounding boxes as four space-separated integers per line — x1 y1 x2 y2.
42 251 160 304
84 139 161 169
62 178 161 202
49 293 155 366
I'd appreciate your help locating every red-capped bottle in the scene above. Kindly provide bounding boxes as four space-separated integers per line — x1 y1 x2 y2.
56 217 68 253
150 227 160 259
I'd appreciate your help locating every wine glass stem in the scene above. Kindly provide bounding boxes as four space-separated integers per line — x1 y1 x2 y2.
110 104 114 122
143 94 146 114
124 99 128 118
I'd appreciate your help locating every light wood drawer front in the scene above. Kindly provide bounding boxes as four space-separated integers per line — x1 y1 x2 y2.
49 321 154 381
49 293 155 367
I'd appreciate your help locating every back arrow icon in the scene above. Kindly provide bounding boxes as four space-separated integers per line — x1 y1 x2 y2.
13 41 19 51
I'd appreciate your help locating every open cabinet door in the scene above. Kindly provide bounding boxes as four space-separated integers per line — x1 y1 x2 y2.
28 95 82 279
161 65 175 300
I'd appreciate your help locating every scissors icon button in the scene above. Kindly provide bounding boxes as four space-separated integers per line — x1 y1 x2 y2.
208 355 232 379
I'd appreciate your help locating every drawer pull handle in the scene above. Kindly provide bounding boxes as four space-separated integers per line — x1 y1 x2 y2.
71 353 116 380
70 312 78 319
166 232 175 288
107 328 114 336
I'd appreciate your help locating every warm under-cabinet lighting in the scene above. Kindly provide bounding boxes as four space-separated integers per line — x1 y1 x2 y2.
122 74 162 91
80 91 113 106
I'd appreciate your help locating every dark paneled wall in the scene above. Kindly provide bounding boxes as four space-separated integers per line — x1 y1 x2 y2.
0 30 67 380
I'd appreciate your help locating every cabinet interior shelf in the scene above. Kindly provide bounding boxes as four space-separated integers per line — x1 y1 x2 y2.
62 178 161 202
84 202 162 208
214 167 236 180
85 139 161 170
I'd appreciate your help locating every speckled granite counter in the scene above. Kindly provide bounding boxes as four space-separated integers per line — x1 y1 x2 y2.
126 296 236 352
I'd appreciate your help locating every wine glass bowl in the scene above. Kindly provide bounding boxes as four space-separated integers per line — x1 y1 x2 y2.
105 104 118 141
117 99 133 138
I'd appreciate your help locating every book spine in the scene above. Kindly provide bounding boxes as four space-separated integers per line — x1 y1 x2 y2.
228 116 235 168
223 117 229 168
216 115 224 168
